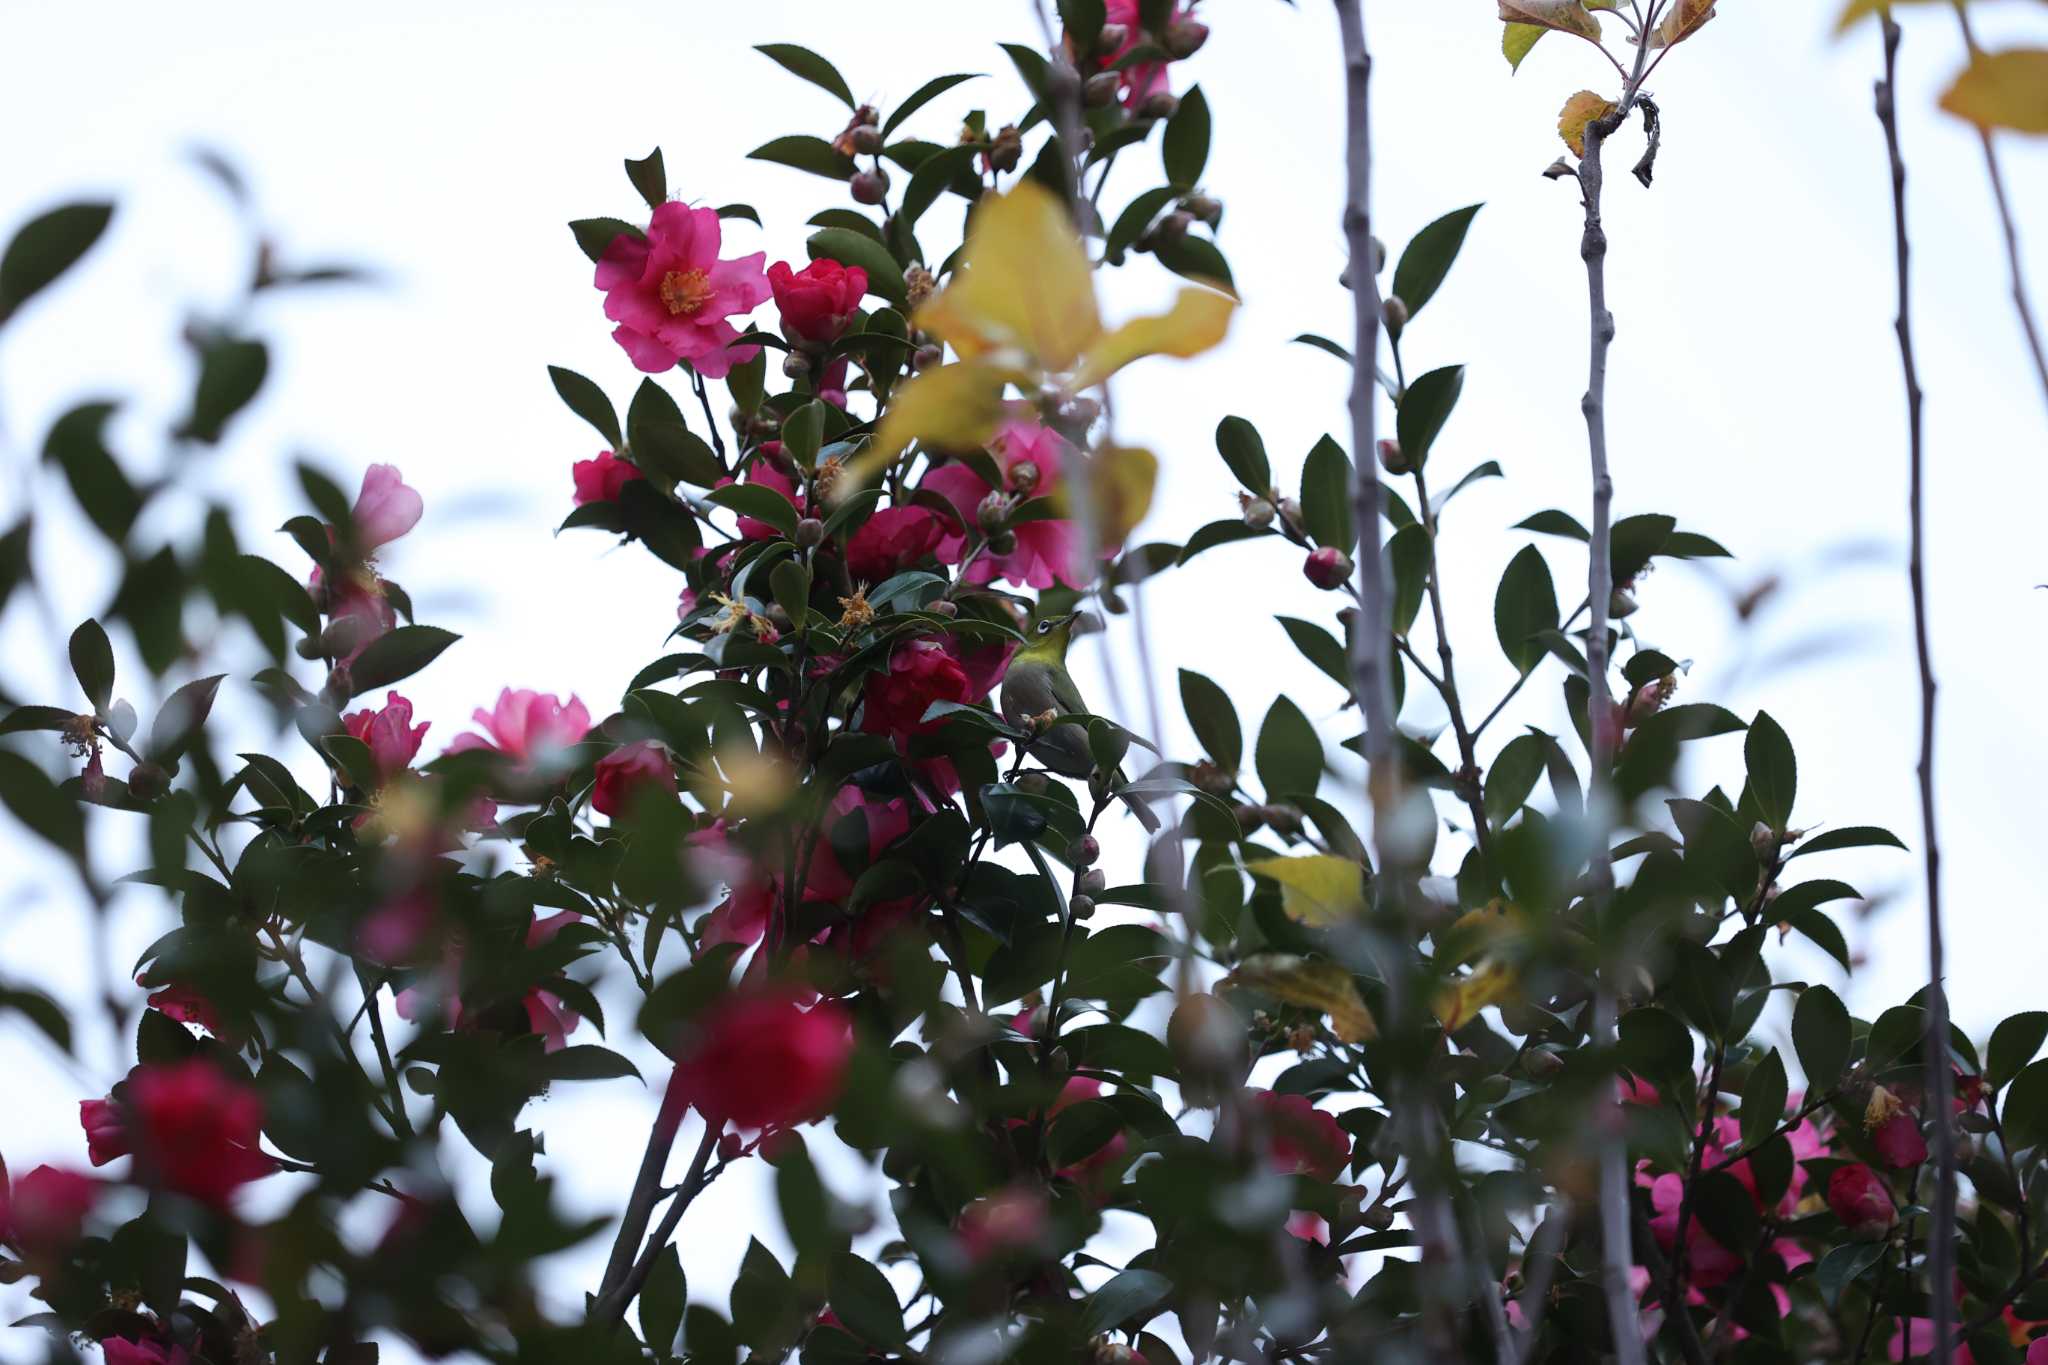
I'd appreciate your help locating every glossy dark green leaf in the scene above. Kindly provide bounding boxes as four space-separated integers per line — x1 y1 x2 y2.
639 1243 686 1355
1081 1268 1173 1336
1793 984 1852 1094
1815 1241 1888 1308
0 201 113 324
806 228 907 307
1255 695 1322 799
45 402 140 543
624 147 666 210
0 751 83 857
146 673 224 764
1493 545 1558 676
549 366 622 448
1301 435 1355 554
751 135 858 181
899 144 982 230
1394 365 1463 470
1789 825 1908 858
829 1252 906 1347
1514 509 1590 541
1292 333 1353 365
706 482 799 537
1389 204 1482 333
1163 85 1211 187
1046 1098 1122 1168
2002 1058 2048 1151
1275 616 1350 691
1745 710 1797 831
1484 733 1546 823
180 337 269 444
882 73 985 139
1387 523 1430 637
541 1045 642 1082
1176 518 1267 564
756 43 857 107
1109 187 1179 257
349 625 460 694
70 618 115 710
1989 1012 2048 1090
1179 668 1242 773
1154 233 1233 291
1610 512 1676 584
1058 0 1107 49
569 216 642 264
1214 416 1271 497
1740 1048 1787 1151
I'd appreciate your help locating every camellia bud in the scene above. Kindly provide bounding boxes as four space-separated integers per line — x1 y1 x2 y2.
989 530 1018 556
795 517 825 549
1263 805 1304 838
1360 1202 1396 1232
319 614 369 660
1084 70 1122 107
1184 193 1223 228
1276 496 1305 535
1155 209 1193 245
1750 822 1779 858
977 492 1012 533
856 103 880 127
1069 894 1096 921
1231 802 1265 836
1009 460 1041 495
1095 22 1129 52
1071 834 1100 867
928 598 959 619
1242 497 1276 530
850 169 890 205
295 636 326 660
1382 294 1409 332
1016 771 1050 796
717 1131 745 1162
781 350 812 379
912 342 944 371
321 665 354 708
127 761 170 802
1826 1163 1897 1240
1138 91 1180 121
1164 17 1211 58
1523 1049 1565 1080
1045 59 1082 104
850 125 884 156
1377 438 1409 475
988 124 1024 174
1609 587 1639 618
1078 868 1107 895
1303 546 1353 591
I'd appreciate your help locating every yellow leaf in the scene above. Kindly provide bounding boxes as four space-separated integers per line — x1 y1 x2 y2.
914 181 1100 373
1503 22 1546 70
1245 854 1367 926
1224 953 1377 1043
1090 444 1158 546
1832 0 1951 36
1434 960 1518 1033
1071 286 1236 390
845 358 1013 490
1558 90 1618 157
1498 0 1603 40
1941 48 2048 134
1437 900 1525 968
1650 0 1717 48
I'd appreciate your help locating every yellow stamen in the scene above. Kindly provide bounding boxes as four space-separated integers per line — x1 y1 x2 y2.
659 268 714 317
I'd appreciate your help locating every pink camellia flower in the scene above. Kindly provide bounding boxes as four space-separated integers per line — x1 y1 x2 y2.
1827 1163 1896 1239
769 258 867 345
1252 1091 1351 1182
1 1163 101 1254
591 740 678 818
1873 1112 1929 1168
596 203 771 378
343 691 429 785
846 505 943 584
396 910 585 1052
958 1185 1050 1260
447 689 592 766
80 1098 130 1166
358 890 437 967
1617 1075 1661 1106
100 1335 193 1365
140 977 224 1038
86 1061 275 1207
1287 1211 1329 1246
671 987 853 1129
572 451 645 507
2027 1336 2048 1365
350 464 424 551
1085 0 1200 109
1644 1167 1744 1290
924 420 1088 590
1890 1318 1976 1365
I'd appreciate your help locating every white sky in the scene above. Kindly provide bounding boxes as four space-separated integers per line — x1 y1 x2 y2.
2 2 2045 1361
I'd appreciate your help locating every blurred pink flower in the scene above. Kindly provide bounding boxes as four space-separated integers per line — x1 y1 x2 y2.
343 691 429 785
1 1163 100 1255
592 740 678 817
596 204 770 377
924 421 1087 590
447 689 591 765
101 1336 193 1365
351 464 423 551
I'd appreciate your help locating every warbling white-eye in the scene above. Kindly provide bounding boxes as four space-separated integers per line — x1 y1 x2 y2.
998 611 1160 831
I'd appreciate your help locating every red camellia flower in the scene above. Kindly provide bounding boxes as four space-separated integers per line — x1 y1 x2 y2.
1253 1090 1350 1182
595 203 770 377
592 740 678 817
140 977 224 1038
572 451 645 506
447 688 592 766
861 638 1008 748
1 1163 101 1255
343 690 429 785
845 505 943 584
673 987 853 1129
1872 1111 1928 1168
84 1060 275 1207
768 258 868 344
100 1335 194 1365
1827 1163 1896 1239
957 1185 1050 1260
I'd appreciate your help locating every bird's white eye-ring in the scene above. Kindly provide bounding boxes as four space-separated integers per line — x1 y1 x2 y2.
1037 620 1053 635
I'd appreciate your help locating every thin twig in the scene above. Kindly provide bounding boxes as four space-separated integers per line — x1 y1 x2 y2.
595 1121 724 1324
1630 1204 1712 1365
1411 464 1494 865
1664 1041 1726 1311
1874 16 1955 1365
596 1069 695 1303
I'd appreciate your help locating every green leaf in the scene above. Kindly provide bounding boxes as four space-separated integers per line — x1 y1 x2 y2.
1180 669 1242 773
0 751 83 856
1387 523 1430 638
1389 204 1482 331
1291 332 1354 365
1275 616 1350 691
1484 733 1546 823
0 201 113 324
1300 435 1355 554
752 135 859 182
0 706 77 736
1610 512 1676 584
1515 509 1590 541
0 982 71 1053
1790 826 1908 858
1177 518 1267 564
1990 1013 2048 1091
1109 187 1179 257
569 216 642 264
1503 22 1547 71
349 625 460 694
624 147 666 210
1395 365 1464 470
829 1252 906 1347
756 43 857 108
540 1045 642 1082
1058 0 1107 50
806 228 907 307
898 144 981 231
1163 85 1211 188
883 74 985 139
1740 1048 1788 1151
1081 1268 1173 1336
45 402 141 543
180 337 269 444
147 674 224 765
639 1244 686 1355
1214 416 1272 496
1494 545 1559 676
1154 233 1234 291
2002 1059 2048 1151
1792 984 1851 1094
1046 1098 1123 1168
70 618 115 710
1256 695 1323 799
706 482 799 537
1815 1241 1888 1308
1785 905 1852 972
548 365 622 448
1745 711 1797 831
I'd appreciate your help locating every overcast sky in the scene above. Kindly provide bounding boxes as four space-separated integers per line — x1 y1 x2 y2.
2 1 2045 1360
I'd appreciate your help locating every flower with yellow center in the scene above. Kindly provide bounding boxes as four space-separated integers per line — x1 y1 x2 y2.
659 268 714 317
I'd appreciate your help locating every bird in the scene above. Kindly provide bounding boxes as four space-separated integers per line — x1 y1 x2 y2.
998 611 1161 832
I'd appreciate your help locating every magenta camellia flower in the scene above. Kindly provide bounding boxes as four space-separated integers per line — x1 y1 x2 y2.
671 987 853 1129
1252 1090 1351 1182
447 688 592 766
1872 1111 1928 1168
572 451 644 507
139 977 224 1038
924 420 1087 590
596 203 771 378
846 505 944 584
958 1185 1051 1260
1 1163 101 1255
81 1060 275 1207
343 690 429 785
100 1335 193 1365
79 1098 130 1167
1087 0 1200 109
769 258 867 345
350 463 424 551
1827 1163 1896 1239
591 739 678 818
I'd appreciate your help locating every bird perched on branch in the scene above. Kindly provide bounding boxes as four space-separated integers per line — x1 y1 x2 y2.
998 611 1160 832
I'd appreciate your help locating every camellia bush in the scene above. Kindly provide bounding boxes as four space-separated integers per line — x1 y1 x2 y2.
1 2 2045 1364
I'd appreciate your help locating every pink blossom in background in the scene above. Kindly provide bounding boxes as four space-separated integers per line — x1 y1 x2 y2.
1251 1090 1351 1182
88 1061 275 1207
591 740 678 817
1090 0 1196 108
101 1336 193 1365
671 988 852 1129
923 421 1087 590
957 1186 1049 1260
1873 1112 1928 1168
1617 1074 1661 1106
0 1163 101 1254
572 451 645 506
447 689 591 765
358 891 438 967
2027 1337 2048 1365
140 978 223 1037
1890 1318 1976 1365
768 258 867 344
343 691 429 784
79 1098 130 1167
350 463 423 551
596 203 770 377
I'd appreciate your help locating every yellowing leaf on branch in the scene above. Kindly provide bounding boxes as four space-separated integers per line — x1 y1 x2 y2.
1498 0 1605 40
1434 960 1518 1033
1650 0 1717 49
850 356 1022 489
1088 444 1159 547
1558 90 1618 157
1940 48 2048 135
1072 287 1236 390
1832 0 1957 36
1245 853 1368 926
1223 953 1377 1043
